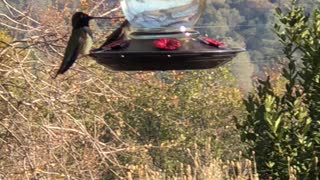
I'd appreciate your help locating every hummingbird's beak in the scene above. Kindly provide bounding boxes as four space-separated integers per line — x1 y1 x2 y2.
89 16 125 20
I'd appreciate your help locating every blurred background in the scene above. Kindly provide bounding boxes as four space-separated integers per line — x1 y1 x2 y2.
0 0 318 179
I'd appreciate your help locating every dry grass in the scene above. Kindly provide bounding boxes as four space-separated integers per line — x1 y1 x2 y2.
127 155 260 180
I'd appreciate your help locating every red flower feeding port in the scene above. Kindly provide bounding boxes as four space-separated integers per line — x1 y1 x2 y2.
90 0 245 71
153 39 182 50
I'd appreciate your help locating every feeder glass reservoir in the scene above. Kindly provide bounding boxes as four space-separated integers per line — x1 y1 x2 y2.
120 0 205 32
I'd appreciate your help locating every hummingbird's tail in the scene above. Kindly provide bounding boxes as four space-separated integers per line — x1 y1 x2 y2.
54 69 62 79
54 72 59 79
54 66 65 79
54 52 78 79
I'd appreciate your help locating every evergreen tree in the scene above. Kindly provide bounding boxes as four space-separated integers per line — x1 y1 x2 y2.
235 1 320 178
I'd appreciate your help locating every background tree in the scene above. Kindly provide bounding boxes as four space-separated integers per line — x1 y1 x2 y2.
235 1 320 178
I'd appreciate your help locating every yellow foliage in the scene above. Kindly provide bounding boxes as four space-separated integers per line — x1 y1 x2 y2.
0 30 13 48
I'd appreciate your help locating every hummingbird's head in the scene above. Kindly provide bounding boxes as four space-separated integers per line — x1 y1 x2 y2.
71 12 124 29
72 12 92 28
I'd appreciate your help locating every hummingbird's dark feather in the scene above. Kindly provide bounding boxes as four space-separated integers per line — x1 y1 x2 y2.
55 28 88 78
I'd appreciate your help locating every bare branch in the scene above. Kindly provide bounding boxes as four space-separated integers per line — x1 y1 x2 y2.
100 6 122 17
2 0 41 25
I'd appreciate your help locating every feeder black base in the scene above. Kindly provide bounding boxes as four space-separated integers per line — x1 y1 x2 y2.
90 37 245 71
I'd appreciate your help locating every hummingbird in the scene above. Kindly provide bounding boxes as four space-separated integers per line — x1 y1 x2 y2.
55 12 121 78
102 19 130 46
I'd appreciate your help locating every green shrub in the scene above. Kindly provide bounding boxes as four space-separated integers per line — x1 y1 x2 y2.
235 1 320 179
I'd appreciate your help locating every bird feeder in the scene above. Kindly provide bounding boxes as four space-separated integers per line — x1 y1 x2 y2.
90 0 245 71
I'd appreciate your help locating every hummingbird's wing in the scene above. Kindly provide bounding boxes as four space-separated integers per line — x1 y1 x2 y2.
55 29 87 78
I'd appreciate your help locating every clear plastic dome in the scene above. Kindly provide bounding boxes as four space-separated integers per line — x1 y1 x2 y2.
120 0 205 32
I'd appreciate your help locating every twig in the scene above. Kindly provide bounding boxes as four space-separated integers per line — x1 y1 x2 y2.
2 0 41 25
100 6 122 17
0 13 41 31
